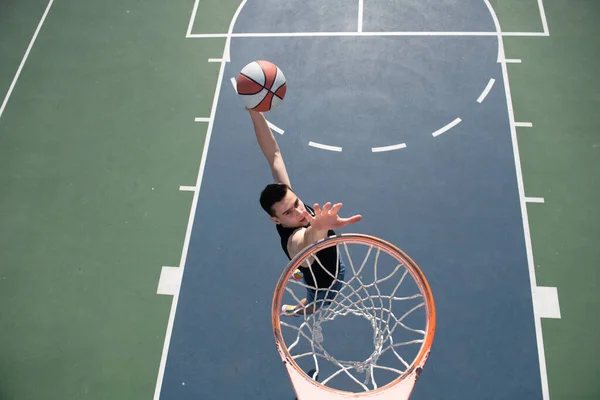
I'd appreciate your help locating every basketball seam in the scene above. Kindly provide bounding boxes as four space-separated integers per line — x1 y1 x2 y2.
259 63 267 90
241 72 283 97
273 84 286 100
271 68 286 97
266 66 276 91
239 72 267 95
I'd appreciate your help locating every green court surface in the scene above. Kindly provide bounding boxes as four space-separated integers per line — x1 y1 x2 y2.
0 0 598 399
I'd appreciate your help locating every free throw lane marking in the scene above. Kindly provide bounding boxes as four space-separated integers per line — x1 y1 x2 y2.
516 122 533 128
525 197 545 203
534 286 561 319
157 267 183 296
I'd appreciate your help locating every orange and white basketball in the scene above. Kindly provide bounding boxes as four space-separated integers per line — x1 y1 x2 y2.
236 60 287 112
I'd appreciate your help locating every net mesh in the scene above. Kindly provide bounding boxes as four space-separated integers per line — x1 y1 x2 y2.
278 239 429 393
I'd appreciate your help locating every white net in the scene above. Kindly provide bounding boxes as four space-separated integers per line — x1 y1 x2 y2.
277 237 432 394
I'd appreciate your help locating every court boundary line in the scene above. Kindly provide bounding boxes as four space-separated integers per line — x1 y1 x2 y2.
186 31 549 39
537 0 550 35
484 1 550 399
0 0 54 121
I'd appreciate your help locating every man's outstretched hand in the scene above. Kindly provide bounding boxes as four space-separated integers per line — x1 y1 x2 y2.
303 202 362 231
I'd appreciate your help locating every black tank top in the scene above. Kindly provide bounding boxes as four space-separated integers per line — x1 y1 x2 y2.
276 204 340 290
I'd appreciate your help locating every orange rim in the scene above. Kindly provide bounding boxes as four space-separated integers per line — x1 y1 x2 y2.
272 233 436 396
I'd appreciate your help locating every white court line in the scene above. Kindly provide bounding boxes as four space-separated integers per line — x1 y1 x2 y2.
504 59 522 63
208 58 224 63
516 122 533 128
534 286 561 319
222 0 249 61
309 141 342 152
187 31 549 39
186 0 201 38
154 6 239 397
484 0 551 398
371 143 407 153
157 267 182 296
477 78 496 103
537 0 550 35
179 186 196 192
432 118 462 137
358 0 364 33
230 77 237 92
525 197 545 204
194 117 210 122
267 121 284 135
0 0 54 121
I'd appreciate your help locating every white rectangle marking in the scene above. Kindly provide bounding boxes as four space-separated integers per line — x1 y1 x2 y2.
308 141 342 152
179 186 196 192
505 59 522 63
208 58 224 63
477 78 496 103
267 120 284 135
371 143 407 152
157 266 182 296
432 118 462 137
534 286 561 319
525 197 545 203
515 122 533 127
194 117 210 122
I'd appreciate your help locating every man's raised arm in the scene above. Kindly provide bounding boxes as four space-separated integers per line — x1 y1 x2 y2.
248 110 291 188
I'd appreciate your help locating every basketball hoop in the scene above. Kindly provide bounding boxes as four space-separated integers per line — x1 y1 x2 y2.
272 234 436 399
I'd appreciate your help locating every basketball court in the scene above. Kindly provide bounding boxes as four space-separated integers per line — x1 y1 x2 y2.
1 1 598 400
157 1 549 399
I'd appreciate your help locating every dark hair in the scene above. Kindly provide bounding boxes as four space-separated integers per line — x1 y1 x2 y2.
260 183 290 217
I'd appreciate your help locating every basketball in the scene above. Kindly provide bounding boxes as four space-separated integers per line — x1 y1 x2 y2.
236 60 287 112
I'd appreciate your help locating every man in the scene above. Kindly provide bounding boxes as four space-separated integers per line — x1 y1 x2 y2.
249 109 362 316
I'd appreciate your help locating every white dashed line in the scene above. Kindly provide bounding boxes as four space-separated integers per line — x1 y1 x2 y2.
477 78 496 103
371 143 407 153
432 118 462 137
267 121 284 135
308 141 342 152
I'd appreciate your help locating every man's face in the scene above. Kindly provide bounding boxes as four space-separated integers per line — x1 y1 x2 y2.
271 189 308 228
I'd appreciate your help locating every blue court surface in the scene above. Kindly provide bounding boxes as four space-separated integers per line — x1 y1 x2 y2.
158 1 544 399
